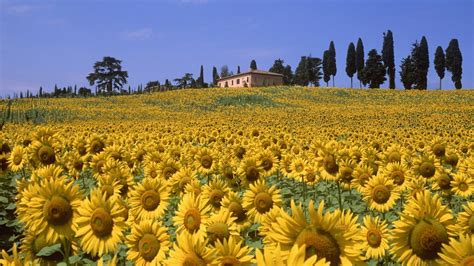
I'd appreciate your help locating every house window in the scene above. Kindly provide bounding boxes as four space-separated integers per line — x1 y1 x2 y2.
237 79 240 85
247 77 249 82
225 81 228 87
232 80 234 85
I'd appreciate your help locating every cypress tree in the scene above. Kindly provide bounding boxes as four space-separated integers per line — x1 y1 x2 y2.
413 36 429 90
445 39 463 89
212 66 219 86
197 65 204 88
382 30 395 89
250 60 257 70
434 46 446 90
237 66 241 74
39 86 43 97
362 49 386 89
356 38 365 88
322 50 331 87
328 41 337 86
345 42 356 88
400 55 415 90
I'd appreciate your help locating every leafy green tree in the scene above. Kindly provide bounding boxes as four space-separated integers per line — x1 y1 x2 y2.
284 65 294 85
382 30 395 89
322 50 331 87
307 57 322 87
328 41 337 86
345 42 356 88
445 39 463 89
294 56 308 86
145 81 160 92
212 66 219 86
356 38 365 88
400 55 415 89
86 56 128 94
250 60 257 70
174 73 194 88
434 46 446 90
220 65 230 78
362 49 386 88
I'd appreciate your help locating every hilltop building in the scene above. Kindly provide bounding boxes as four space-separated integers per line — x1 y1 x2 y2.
217 69 284 88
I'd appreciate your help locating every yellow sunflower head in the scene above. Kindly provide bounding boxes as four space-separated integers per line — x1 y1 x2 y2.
128 177 170 222
173 192 212 239
126 219 171 264
242 179 282 223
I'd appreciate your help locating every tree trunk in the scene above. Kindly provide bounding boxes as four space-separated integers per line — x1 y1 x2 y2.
439 78 442 90
332 76 335 87
350 77 353 88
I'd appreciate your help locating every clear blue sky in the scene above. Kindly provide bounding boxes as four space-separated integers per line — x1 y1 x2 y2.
1 0 473 96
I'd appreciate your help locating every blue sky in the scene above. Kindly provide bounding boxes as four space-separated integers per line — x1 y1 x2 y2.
1 0 473 96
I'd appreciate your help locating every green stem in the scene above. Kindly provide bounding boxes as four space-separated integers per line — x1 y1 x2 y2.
337 181 343 210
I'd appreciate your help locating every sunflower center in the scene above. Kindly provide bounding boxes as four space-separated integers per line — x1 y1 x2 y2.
78 145 87 156
254 192 273 213
223 166 234 180
459 182 469 192
295 164 304 173
468 215 474 234
207 222 230 244
295 229 341 265
388 151 401 163
220 255 240 266
90 208 114 237
141 190 161 211
410 218 448 260
73 160 83 171
372 185 391 204
91 140 104 154
149 170 157 178
437 174 451 190
419 161 436 178
445 154 458 166
340 166 353 182
183 253 206 266
391 170 405 185
210 189 224 209
461 255 474 266
38 145 56 165
101 185 115 199
43 196 72 226
246 166 260 182
228 201 246 222
366 229 382 248
139 233 160 262
200 155 213 169
323 154 339 175
261 159 273 171
432 144 446 157
306 173 316 182
184 208 201 232
13 154 22 165
163 166 176 179
235 147 245 159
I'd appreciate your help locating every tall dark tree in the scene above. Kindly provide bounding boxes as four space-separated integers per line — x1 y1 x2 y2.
294 56 308 86
399 55 415 90
250 60 257 70
362 49 386 88
212 66 220 86
328 41 337 86
434 46 446 90
284 65 294 85
220 65 230 78
445 39 463 89
412 36 429 89
345 42 356 88
307 57 322 87
237 66 241 74
269 59 294 85
355 38 365 88
86 56 128 94
39 86 43 97
164 79 172 90
382 30 395 89
322 50 331 87
196 65 204 88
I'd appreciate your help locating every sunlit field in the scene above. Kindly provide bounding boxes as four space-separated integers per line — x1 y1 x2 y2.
1 86 473 265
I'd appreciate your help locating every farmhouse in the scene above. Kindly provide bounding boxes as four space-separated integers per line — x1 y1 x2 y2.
217 69 284 88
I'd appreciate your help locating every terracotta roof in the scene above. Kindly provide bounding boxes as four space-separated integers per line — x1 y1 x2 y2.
217 69 283 81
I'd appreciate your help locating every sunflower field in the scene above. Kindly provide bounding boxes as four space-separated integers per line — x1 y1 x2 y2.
0 86 473 265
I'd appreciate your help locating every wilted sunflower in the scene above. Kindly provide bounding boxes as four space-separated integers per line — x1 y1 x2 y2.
174 192 211 239
211 237 254 266
242 179 282 223
165 232 216 266
7 145 26 172
204 208 240 246
362 174 400 213
438 234 474 265
391 190 455 265
128 177 170 222
126 219 171 265
201 178 230 211
75 189 127 257
17 175 83 243
238 157 263 187
453 202 474 235
359 216 389 260
451 172 474 197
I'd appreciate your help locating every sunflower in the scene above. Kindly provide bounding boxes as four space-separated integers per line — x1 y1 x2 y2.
257 240 330 266
405 177 428 201
7 145 26 172
201 178 230 211
302 164 320 185
438 234 474 265
238 157 263 187
184 178 203 196
362 174 400 213
29 140 58 166
391 190 456 265
383 144 406 164
351 164 373 193
97 173 123 200
451 172 474 198
102 159 134 196
453 202 474 235
194 148 217 175
263 200 360 265
128 177 170 222
242 179 282 223
169 167 197 194
174 192 212 239
17 175 83 243
0 243 22 266
256 149 279 177
221 191 250 232
412 154 441 181
89 152 109 178
86 134 106 155
63 151 86 179
126 219 171 265
337 158 357 189
211 237 254 266
316 142 340 181
359 216 389 260
203 208 240 247
428 137 447 158
157 157 180 180
219 155 238 185
165 232 216 266
144 161 160 179
30 164 64 183
75 189 127 257
288 157 308 180
381 162 411 191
